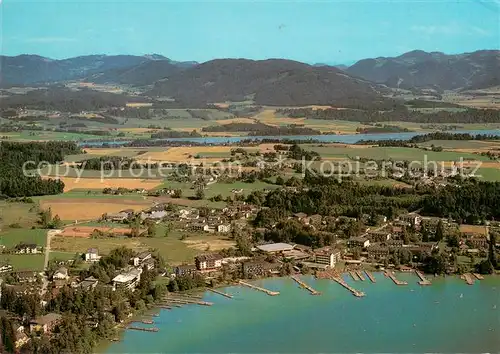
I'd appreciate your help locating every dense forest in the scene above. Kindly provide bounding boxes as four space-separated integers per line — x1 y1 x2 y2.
357 132 500 146
0 141 81 197
277 106 500 124
202 122 321 136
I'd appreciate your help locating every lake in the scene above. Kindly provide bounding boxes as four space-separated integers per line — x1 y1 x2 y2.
105 273 500 353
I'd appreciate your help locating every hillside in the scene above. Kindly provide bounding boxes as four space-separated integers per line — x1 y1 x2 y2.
347 49 500 91
148 59 384 106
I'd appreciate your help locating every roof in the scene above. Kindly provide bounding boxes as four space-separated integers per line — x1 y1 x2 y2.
112 268 142 283
87 248 98 254
349 237 368 242
314 247 341 256
137 251 151 260
195 253 223 262
256 243 295 252
30 313 62 325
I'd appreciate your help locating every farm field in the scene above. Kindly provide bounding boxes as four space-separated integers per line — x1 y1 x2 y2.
48 176 164 192
37 166 173 179
0 229 47 248
0 201 39 230
0 130 109 141
0 255 45 271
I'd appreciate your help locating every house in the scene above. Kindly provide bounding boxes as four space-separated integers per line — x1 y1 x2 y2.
140 210 168 221
347 237 370 248
175 264 197 277
78 276 99 291
399 213 421 227
105 211 129 222
190 223 210 232
15 271 37 283
242 261 280 278
112 268 142 291
195 253 223 271
293 212 310 225
14 243 41 254
0 264 13 273
132 252 152 267
217 224 231 233
142 257 155 271
313 247 342 268
30 313 63 334
53 267 69 280
14 325 29 349
468 236 489 249
367 245 390 260
309 214 323 226
386 239 404 248
367 231 391 242
85 248 100 262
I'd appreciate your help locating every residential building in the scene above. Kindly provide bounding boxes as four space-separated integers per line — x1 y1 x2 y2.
105 211 129 222
30 313 62 334
78 276 99 291
0 264 13 273
367 231 391 242
242 261 280 278
190 223 210 232
468 236 489 249
313 247 342 267
217 224 231 233
399 213 421 226
368 245 390 260
347 237 370 248
195 253 223 271
15 271 37 283
53 267 69 280
294 212 310 225
112 268 142 291
175 264 197 277
85 248 100 262
14 243 41 254
132 252 152 267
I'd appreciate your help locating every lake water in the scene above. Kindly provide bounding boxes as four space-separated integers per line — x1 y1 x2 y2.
81 129 500 147
105 274 500 353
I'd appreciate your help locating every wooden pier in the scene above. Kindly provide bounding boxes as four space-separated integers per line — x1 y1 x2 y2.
238 281 280 296
163 295 214 306
473 273 485 280
291 275 321 295
415 271 431 286
128 326 159 332
365 270 376 283
208 288 233 298
356 271 366 281
462 273 475 285
349 271 359 281
385 271 408 285
316 270 365 297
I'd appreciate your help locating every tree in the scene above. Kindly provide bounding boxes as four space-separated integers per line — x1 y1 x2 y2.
52 214 62 229
147 222 156 237
195 186 205 200
275 176 285 185
38 208 52 228
489 231 498 269
0 316 15 353
435 220 445 241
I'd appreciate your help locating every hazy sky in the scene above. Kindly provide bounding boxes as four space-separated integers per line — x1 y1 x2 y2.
1 0 499 64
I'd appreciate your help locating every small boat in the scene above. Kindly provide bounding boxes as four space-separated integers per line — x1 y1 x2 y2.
460 293 463 298
493 305 497 309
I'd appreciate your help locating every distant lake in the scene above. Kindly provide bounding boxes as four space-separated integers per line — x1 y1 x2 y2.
81 129 500 147
105 274 500 353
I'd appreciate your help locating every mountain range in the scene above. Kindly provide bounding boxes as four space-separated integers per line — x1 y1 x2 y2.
1 49 498 105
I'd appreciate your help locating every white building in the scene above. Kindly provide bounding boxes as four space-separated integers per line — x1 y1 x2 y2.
112 268 142 291
53 267 69 280
217 224 231 233
85 248 100 262
313 248 342 268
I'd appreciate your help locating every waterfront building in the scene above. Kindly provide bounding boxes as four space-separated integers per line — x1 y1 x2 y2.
112 268 142 291
313 247 342 267
195 253 223 270
175 264 197 276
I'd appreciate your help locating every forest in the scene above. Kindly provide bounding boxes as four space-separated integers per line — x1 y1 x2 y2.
0 141 81 197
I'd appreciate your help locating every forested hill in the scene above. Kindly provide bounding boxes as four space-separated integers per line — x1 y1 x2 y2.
346 49 500 90
148 59 385 106
0 141 81 197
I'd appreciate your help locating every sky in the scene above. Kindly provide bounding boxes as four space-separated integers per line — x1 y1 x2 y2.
1 0 499 64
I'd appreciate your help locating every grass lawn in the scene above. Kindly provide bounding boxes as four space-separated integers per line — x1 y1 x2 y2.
35 165 172 179
34 190 146 201
49 251 79 261
0 130 108 141
0 255 45 271
0 201 39 229
205 180 278 198
0 229 47 248
476 167 500 182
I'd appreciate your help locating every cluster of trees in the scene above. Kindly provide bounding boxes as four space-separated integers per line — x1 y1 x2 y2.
277 106 500 124
150 130 202 139
77 156 142 170
287 144 321 161
358 132 500 146
202 122 321 136
0 141 81 197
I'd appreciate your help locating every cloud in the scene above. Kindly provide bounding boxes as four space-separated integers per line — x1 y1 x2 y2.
25 37 76 43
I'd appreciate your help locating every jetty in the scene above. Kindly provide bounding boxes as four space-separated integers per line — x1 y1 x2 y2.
291 275 321 295
349 271 359 281
473 273 485 280
141 319 154 324
415 271 431 286
356 270 366 281
208 288 233 299
128 326 159 332
316 270 365 297
462 273 475 285
238 280 280 296
365 270 376 283
385 271 408 285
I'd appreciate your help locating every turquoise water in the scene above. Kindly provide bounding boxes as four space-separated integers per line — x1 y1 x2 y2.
106 273 500 353
82 129 500 147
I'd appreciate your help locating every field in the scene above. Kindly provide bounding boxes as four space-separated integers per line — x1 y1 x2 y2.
60 226 137 238
49 231 235 264
0 229 47 248
0 201 39 230
459 224 489 236
50 176 163 192
39 197 152 221
0 255 45 271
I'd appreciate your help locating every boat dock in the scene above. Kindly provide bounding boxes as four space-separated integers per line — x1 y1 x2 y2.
316 270 365 297
365 270 376 283
128 326 159 332
239 281 280 296
291 275 321 295
356 271 366 281
462 273 475 285
208 288 233 299
385 271 408 285
349 271 360 281
473 273 485 280
415 271 431 286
